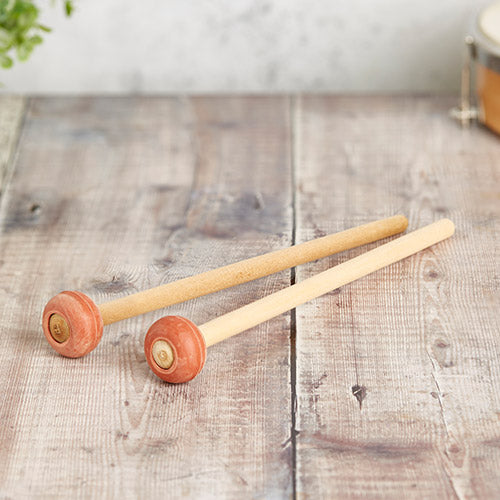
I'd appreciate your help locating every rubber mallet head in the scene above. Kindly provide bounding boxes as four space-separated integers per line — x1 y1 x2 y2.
42 215 408 358
144 316 207 383
42 291 103 358
144 219 455 384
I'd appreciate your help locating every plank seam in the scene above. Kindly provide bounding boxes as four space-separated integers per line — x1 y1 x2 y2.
289 94 298 500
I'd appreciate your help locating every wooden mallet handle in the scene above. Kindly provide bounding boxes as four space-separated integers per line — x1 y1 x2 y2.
144 219 455 383
98 215 408 324
42 215 407 358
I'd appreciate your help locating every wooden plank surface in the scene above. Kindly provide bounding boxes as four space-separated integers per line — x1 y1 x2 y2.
0 97 293 498
0 95 499 499
294 96 500 499
0 96 25 191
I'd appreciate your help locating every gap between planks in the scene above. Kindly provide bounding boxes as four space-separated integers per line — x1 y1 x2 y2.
289 94 298 500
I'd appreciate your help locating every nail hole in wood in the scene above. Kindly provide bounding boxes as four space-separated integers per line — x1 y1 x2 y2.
352 384 367 409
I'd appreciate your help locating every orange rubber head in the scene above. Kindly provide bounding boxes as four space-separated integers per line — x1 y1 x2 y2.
144 316 207 384
42 291 103 358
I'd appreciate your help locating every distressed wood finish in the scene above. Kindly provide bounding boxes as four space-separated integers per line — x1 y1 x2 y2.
0 97 293 498
294 96 500 499
0 96 25 191
0 96 499 499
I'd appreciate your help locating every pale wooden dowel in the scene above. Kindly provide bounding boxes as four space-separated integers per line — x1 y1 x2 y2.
199 219 455 347
98 215 408 325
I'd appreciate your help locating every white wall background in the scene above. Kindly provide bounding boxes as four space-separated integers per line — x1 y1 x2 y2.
0 0 492 94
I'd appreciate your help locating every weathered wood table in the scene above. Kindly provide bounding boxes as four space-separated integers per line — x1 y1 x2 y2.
0 96 498 499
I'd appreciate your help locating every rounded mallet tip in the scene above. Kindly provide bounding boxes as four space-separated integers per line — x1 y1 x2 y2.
42 291 103 358
144 316 207 384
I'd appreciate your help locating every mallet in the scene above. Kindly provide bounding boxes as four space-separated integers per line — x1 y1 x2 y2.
42 215 408 358
144 219 455 383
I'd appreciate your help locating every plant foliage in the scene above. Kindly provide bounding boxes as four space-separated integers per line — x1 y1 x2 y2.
0 0 73 69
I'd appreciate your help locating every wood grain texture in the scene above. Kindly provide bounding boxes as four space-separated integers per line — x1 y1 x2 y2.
0 97 293 498
0 96 25 192
0 96 499 499
294 96 500 499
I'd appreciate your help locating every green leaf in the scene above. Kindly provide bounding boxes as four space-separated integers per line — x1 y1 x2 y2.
64 1 73 16
0 54 13 68
6 0 16 12
38 24 52 33
0 27 13 44
16 42 32 60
